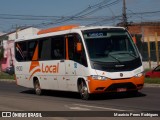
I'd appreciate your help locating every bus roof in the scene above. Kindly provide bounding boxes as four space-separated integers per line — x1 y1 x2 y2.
37 25 125 35
76 26 125 31
15 25 125 41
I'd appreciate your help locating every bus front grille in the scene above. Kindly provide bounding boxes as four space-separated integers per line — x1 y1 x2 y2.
105 82 137 92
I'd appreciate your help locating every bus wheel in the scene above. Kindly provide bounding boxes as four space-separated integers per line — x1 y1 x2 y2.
78 80 89 100
34 80 42 95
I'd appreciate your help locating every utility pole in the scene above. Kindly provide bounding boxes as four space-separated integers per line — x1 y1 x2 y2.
15 24 21 39
122 0 128 29
16 25 19 39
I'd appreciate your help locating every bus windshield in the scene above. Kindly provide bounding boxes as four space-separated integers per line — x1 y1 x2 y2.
83 29 139 63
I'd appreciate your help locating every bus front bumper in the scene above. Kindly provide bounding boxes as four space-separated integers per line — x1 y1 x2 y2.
87 76 144 94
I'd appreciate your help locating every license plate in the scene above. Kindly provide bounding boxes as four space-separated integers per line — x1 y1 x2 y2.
117 88 127 92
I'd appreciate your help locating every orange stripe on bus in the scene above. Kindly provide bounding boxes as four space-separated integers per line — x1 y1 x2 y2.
65 37 69 60
37 25 79 35
29 61 40 72
32 44 38 61
29 44 39 72
29 68 41 80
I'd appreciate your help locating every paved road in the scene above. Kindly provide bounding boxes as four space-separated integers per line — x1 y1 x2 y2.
0 81 159 119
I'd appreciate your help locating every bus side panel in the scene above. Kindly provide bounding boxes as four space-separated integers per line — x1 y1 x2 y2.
38 75 58 90
65 60 90 92
15 62 34 88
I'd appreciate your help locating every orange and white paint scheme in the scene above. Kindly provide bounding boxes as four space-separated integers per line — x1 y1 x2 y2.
14 25 144 99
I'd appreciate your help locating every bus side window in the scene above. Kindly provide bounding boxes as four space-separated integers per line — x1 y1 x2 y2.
28 41 38 61
51 36 65 60
15 42 27 61
39 38 51 60
68 34 88 67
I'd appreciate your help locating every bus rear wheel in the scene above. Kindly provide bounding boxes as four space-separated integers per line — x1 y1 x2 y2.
78 80 89 100
34 80 42 95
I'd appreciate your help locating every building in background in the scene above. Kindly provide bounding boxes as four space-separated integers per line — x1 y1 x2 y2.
0 32 5 47
1 40 14 71
128 22 160 69
128 22 160 42
0 27 40 71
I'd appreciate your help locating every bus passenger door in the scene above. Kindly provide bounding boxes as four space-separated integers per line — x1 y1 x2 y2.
57 59 67 90
65 35 75 91
65 34 88 91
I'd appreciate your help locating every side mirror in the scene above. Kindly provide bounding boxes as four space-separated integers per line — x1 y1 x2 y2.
132 36 136 44
77 42 82 52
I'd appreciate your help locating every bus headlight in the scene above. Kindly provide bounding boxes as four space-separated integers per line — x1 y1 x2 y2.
134 72 143 78
91 75 108 80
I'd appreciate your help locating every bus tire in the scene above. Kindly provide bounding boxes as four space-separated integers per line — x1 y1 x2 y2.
78 80 89 100
34 79 42 95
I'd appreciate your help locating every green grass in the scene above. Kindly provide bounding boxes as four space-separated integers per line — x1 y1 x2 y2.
0 72 14 79
145 78 160 84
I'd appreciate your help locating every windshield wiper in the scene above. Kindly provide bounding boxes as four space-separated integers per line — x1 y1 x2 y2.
119 52 137 59
96 52 121 63
108 54 121 63
125 52 137 59
109 51 137 59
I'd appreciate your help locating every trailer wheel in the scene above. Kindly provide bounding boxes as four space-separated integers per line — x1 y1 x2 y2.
34 80 42 95
78 80 89 100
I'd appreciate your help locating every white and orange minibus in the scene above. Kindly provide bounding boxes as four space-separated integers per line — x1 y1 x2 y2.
14 25 144 99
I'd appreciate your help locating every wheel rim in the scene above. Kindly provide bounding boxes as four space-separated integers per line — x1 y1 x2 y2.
79 82 89 100
35 81 41 95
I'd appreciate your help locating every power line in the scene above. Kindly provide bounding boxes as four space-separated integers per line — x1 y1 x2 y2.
1 10 160 28
75 0 121 18
34 0 122 27
1 10 160 21
1 0 160 31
